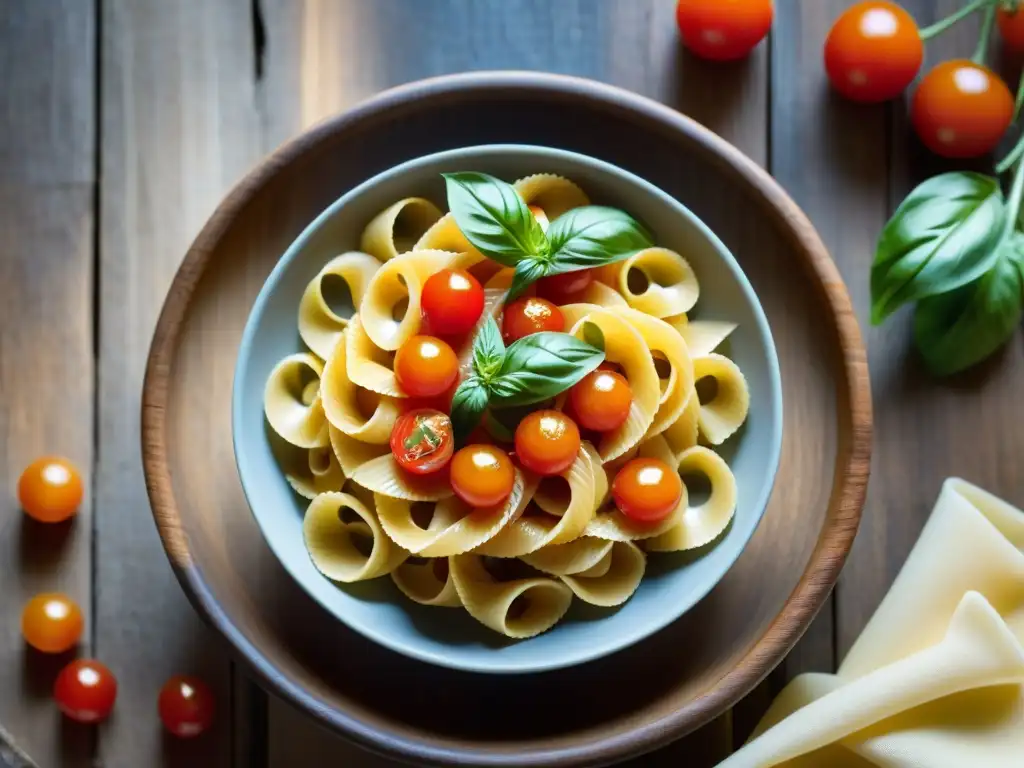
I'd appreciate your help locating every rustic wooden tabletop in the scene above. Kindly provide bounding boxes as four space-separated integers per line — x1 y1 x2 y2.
2 1 1021 766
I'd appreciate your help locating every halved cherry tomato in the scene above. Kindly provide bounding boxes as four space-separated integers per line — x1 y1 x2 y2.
450 444 515 508
528 205 550 232
391 409 454 475
514 410 581 476
421 269 485 336
911 60 1013 158
824 1 923 103
537 269 594 303
998 7 1024 51
159 676 216 738
21 593 83 653
569 370 633 432
502 297 564 343
54 659 118 723
676 0 774 62
18 456 83 523
612 458 682 523
395 335 459 397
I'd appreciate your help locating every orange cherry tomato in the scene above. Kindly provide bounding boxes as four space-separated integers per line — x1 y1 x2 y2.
675 0 774 62
911 60 1013 158
159 676 216 738
18 456 83 523
501 297 564 343
528 205 550 232
54 659 118 723
449 444 515 508
390 409 454 475
537 269 595 303
612 458 682 523
998 7 1024 51
569 370 633 432
824 1 923 103
394 335 459 398
514 410 581 477
21 593 84 653
421 269 485 336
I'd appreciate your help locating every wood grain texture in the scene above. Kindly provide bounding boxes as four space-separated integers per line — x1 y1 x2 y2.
0 3 95 767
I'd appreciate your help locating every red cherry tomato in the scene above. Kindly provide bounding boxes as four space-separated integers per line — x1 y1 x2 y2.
537 269 594 303
54 659 118 723
824 1 923 103
21 593 84 653
514 410 581 476
18 456 83 523
159 676 216 738
612 458 682 523
390 409 454 475
450 444 515 508
998 7 1024 51
912 60 1013 158
421 269 485 336
569 370 633 432
502 297 564 343
394 335 460 398
675 0 774 62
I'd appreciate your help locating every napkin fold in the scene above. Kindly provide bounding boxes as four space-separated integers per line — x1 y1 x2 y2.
719 478 1024 768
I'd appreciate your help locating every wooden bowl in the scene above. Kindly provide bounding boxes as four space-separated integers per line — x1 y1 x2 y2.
142 72 871 766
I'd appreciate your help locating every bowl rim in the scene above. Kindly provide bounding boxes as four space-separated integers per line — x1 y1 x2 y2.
230 142 785 674
142 71 872 766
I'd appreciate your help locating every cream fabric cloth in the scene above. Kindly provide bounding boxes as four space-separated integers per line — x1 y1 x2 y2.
719 478 1024 768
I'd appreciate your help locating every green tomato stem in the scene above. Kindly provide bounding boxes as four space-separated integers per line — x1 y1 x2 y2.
996 129 1024 174
919 0 993 41
972 2 999 63
1000 145 1024 240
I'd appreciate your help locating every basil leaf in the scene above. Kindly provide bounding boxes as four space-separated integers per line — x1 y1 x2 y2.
871 172 1006 325
913 235 1024 377
483 410 517 443
443 172 548 267
582 320 605 351
473 316 505 380
450 377 490 442
489 332 604 406
546 206 653 270
507 258 551 302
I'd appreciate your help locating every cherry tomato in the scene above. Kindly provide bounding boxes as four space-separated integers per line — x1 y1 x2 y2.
18 456 83 523
159 676 216 738
502 297 564 343
54 659 118 723
998 7 1024 51
514 410 581 476
21 593 83 653
569 370 633 432
390 409 454 475
394 335 459 398
675 0 774 62
612 458 682 523
537 269 594 303
824 1 922 103
421 269 485 336
528 205 550 232
911 60 1013 158
450 444 515 508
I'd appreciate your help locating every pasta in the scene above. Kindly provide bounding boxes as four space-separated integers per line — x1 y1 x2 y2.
262 170 750 640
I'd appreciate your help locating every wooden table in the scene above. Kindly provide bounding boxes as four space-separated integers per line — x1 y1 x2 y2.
2 1 1021 766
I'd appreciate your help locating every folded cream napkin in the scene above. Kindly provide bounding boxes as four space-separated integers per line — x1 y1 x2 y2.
719 478 1024 768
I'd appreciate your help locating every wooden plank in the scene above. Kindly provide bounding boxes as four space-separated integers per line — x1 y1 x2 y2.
0 2 96 767
96 1 261 765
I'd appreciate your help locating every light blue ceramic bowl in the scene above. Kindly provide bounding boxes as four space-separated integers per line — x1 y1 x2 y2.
232 145 783 674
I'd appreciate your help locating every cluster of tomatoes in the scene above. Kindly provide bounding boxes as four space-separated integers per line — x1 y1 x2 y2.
16 458 215 737
676 0 1023 159
390 258 682 523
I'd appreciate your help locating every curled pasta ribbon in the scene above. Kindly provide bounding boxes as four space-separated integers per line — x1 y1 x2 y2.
475 449 595 558
391 557 462 607
679 320 737 359
264 353 329 449
328 425 388 477
561 541 646 607
694 353 750 445
646 446 738 552
345 315 402 397
561 305 659 461
285 445 345 500
359 249 454 351
513 174 590 219
360 197 443 261
521 536 613 576
450 554 573 639
616 248 700 318
661 388 700 460
303 491 408 583
576 280 628 309
321 333 400 444
375 467 531 557
350 454 455 502
297 252 380 359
